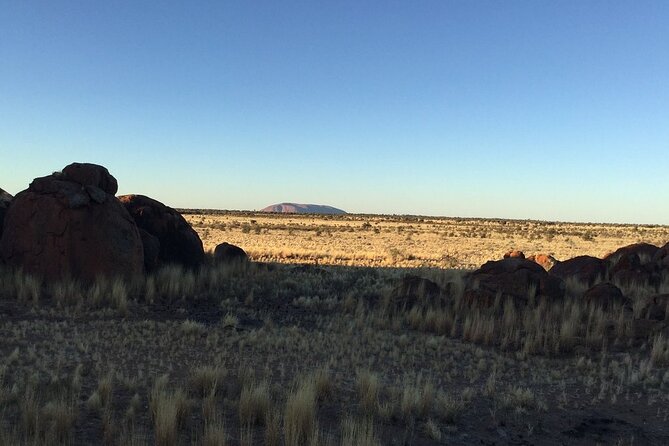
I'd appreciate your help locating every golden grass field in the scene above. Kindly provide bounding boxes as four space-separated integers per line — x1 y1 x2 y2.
185 211 669 268
0 211 668 445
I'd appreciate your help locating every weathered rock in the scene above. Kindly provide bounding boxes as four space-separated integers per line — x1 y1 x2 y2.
214 242 248 264
0 165 144 282
62 162 118 195
527 254 559 271
604 243 660 265
138 228 161 272
465 258 565 308
118 194 204 269
549 255 607 286
503 250 525 259
605 245 663 289
652 242 669 268
388 275 445 312
582 283 629 310
0 187 12 239
639 294 669 321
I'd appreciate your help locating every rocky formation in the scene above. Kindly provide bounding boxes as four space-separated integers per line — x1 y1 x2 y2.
652 242 669 268
639 294 669 321
604 243 663 289
138 228 161 272
604 243 660 264
118 194 204 269
214 242 248 264
503 250 525 259
527 254 559 271
465 258 564 308
582 283 629 310
0 187 12 239
549 255 607 286
0 164 144 281
261 203 346 215
388 275 446 313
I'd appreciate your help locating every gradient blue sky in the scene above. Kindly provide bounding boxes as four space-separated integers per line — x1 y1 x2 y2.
1 1 668 223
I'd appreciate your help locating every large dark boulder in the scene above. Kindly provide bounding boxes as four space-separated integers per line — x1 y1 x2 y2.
652 242 669 268
605 243 663 289
118 194 204 269
465 258 565 308
604 243 660 265
639 294 669 321
388 275 446 313
582 283 630 311
0 164 144 282
138 228 161 272
549 255 607 286
214 242 248 265
0 187 12 240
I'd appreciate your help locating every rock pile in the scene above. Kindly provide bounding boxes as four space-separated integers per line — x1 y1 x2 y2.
0 163 207 282
0 163 144 282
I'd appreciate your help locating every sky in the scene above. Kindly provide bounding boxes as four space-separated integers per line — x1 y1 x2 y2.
1 1 668 224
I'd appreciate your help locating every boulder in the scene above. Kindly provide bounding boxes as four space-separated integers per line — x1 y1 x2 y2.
582 283 630 311
639 294 669 321
652 242 669 268
138 228 161 272
465 258 565 308
527 253 558 271
118 194 204 269
61 162 118 195
214 242 248 264
503 250 525 259
549 255 606 286
388 275 445 312
0 187 12 239
0 164 144 282
605 244 664 289
604 243 660 265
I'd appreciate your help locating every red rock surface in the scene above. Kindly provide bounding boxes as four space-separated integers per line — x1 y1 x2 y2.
118 194 204 269
582 283 629 310
549 255 607 286
260 203 346 215
503 250 525 259
389 275 446 312
0 165 143 281
465 258 565 308
0 187 12 241
527 254 559 271
214 242 248 264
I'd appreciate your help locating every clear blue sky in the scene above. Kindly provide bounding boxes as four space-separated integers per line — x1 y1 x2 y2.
1 1 668 224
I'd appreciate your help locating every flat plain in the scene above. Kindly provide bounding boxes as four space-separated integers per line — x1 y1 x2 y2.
1 210 668 445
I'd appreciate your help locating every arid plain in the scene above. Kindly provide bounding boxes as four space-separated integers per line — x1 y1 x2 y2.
1 207 669 445
186 211 669 269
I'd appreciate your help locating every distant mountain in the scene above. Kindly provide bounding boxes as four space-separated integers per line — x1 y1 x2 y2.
261 203 347 215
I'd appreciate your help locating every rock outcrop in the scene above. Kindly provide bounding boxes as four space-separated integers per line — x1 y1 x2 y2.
260 203 346 215
503 250 525 259
118 194 204 269
465 258 564 308
582 283 629 311
0 187 12 240
527 254 558 271
388 275 446 313
0 164 144 281
214 242 248 264
549 255 606 286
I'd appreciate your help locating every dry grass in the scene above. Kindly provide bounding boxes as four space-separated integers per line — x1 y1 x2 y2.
284 377 318 446
0 213 667 444
239 380 270 426
186 211 669 269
